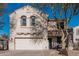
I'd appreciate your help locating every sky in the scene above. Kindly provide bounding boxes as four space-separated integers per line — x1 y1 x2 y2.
0 3 79 36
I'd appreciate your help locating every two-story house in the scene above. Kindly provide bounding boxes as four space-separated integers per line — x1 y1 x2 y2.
9 5 48 50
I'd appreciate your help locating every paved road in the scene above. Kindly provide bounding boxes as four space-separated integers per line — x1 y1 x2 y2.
0 50 79 56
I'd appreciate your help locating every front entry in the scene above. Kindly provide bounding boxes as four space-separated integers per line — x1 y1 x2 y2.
56 36 62 49
48 38 52 49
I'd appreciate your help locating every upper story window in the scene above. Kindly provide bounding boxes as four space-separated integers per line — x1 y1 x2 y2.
57 21 64 29
59 22 64 29
30 16 36 26
20 15 27 26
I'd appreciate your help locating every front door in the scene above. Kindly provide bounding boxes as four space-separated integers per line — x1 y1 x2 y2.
56 36 62 49
48 38 52 49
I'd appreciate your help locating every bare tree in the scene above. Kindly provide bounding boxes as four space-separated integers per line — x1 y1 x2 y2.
50 4 79 50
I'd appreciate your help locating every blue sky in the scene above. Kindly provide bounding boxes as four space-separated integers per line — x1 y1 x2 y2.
0 3 79 36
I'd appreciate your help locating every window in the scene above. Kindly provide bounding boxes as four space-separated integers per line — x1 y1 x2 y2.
20 15 26 26
30 16 36 26
60 22 64 29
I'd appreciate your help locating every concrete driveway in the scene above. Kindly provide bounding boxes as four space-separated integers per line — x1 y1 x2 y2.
0 50 60 56
0 50 79 56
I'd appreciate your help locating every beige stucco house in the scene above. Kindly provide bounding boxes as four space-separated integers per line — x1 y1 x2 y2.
9 5 48 50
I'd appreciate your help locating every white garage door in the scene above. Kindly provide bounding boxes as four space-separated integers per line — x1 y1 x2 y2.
15 39 48 50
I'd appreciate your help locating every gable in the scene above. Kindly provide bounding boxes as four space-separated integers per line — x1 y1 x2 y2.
9 5 48 18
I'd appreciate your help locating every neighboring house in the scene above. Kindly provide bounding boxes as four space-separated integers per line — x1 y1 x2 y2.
0 35 8 50
48 20 67 49
9 5 48 50
73 26 79 49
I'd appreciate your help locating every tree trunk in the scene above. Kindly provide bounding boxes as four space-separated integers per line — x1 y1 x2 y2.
61 30 66 49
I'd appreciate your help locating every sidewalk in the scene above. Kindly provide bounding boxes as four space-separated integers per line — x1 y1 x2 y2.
68 50 79 56
0 50 79 56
